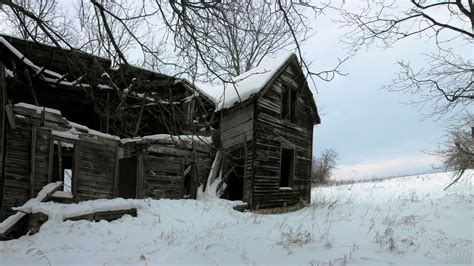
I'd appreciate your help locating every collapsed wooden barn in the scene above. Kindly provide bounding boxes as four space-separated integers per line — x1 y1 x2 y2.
0 35 321 230
0 35 215 222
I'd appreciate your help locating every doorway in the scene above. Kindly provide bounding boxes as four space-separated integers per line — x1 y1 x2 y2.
118 158 137 198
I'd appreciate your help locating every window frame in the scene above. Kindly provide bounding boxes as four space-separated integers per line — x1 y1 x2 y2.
281 86 297 123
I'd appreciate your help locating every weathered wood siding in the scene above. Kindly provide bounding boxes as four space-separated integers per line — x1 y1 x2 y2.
252 65 313 208
33 128 51 193
220 104 254 149
143 156 183 199
1 127 31 217
141 149 212 200
74 139 118 201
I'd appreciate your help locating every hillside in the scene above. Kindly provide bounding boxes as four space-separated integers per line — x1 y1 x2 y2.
0 170 472 265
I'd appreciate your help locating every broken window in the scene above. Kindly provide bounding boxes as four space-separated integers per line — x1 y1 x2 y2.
281 87 297 123
280 148 295 188
52 141 74 193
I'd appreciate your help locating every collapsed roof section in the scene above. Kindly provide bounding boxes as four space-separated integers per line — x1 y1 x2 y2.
0 35 216 137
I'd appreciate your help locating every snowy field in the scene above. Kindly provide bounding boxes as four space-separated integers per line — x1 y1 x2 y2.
0 170 472 265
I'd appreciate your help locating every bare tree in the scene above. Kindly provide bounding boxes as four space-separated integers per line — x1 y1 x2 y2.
338 0 473 118
440 115 474 189
312 149 338 184
157 1 307 82
0 0 76 45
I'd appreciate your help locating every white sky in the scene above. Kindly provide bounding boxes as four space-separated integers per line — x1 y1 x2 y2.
301 4 472 179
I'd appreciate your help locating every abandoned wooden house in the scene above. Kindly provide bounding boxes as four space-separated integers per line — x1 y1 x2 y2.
0 35 215 223
198 54 320 208
0 35 320 231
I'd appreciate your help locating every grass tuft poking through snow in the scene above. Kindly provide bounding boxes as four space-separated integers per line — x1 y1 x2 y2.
0 171 472 265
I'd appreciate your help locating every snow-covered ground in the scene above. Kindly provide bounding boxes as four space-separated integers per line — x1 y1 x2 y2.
0 171 472 265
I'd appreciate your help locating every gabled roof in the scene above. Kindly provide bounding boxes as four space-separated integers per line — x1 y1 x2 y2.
196 53 321 124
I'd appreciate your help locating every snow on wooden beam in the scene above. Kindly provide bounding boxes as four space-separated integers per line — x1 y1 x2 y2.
0 181 63 237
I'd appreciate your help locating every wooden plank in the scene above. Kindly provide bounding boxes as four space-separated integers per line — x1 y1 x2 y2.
29 126 37 197
72 143 80 197
5 104 16 129
0 63 5 170
64 208 137 222
47 136 54 183
112 147 123 197
136 150 144 199
0 64 5 216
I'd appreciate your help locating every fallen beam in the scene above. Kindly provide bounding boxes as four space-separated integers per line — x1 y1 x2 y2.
0 181 63 239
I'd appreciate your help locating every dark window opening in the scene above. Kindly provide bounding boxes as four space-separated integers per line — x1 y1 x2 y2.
281 87 297 123
52 141 74 192
280 148 295 188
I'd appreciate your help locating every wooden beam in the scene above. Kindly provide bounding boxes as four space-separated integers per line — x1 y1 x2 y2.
112 146 123 197
0 63 5 214
29 126 37 197
136 150 144 199
72 142 80 198
24 68 39 106
5 104 16 129
0 64 5 171
57 141 62 183
47 134 54 183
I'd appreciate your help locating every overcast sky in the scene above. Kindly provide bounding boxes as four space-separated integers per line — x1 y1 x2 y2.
300 7 471 180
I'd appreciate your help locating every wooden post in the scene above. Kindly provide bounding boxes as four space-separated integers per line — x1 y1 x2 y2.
47 136 54 183
112 146 123 197
136 150 144 199
57 141 62 182
0 63 5 212
30 126 37 197
106 93 110 134
72 142 80 198
5 104 16 129
0 64 5 171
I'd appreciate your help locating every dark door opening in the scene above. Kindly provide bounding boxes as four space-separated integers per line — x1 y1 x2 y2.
280 148 294 188
118 158 137 198
228 158 244 201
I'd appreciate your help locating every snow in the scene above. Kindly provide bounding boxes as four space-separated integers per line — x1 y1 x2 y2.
52 122 120 141
0 37 62 79
0 171 472 265
0 182 62 235
122 134 212 144
13 198 144 222
196 53 294 111
15 102 62 115
51 191 73 199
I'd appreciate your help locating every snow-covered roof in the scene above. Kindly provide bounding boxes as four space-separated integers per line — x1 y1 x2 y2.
195 53 295 111
122 134 212 145
13 102 120 141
